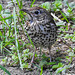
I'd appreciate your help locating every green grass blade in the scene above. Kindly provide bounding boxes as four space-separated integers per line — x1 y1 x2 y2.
16 0 23 9
0 15 10 28
0 16 13 21
30 0 36 7
40 66 43 75
0 65 11 75
13 7 23 70
59 9 69 23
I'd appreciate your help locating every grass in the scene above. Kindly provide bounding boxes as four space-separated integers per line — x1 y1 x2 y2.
0 0 75 74
0 65 11 75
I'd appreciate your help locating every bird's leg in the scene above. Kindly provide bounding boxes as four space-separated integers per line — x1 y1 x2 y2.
39 47 41 59
48 47 52 62
30 47 36 64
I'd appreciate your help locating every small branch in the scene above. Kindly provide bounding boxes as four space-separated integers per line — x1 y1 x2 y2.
51 13 62 22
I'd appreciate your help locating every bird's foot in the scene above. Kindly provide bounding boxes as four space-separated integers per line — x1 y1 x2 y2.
28 50 35 66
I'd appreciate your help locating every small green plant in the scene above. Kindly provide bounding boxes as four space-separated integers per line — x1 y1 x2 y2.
52 0 62 11
40 2 51 10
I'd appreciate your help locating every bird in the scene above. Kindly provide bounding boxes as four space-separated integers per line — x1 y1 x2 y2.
21 6 58 64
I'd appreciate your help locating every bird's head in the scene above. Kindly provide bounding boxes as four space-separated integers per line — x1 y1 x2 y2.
21 7 53 24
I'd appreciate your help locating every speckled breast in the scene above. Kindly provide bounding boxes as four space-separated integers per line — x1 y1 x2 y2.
25 21 57 48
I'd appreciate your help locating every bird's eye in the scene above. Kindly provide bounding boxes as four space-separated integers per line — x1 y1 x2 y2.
34 10 40 14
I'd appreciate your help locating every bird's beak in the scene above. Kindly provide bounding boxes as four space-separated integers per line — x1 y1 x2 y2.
21 9 33 21
21 9 29 13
